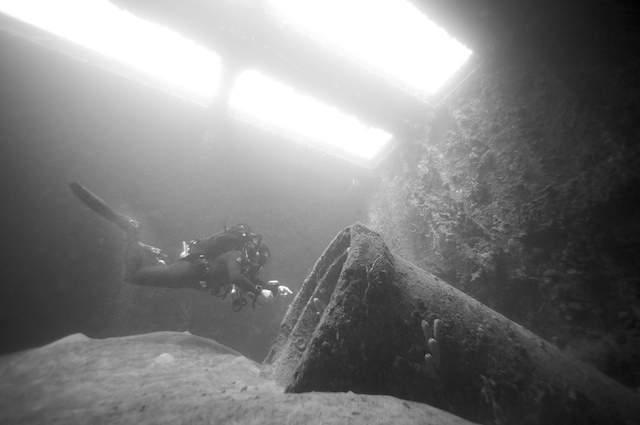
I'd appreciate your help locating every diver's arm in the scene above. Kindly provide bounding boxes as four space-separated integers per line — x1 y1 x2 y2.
215 251 293 302
264 281 294 298
205 251 269 299
213 251 267 295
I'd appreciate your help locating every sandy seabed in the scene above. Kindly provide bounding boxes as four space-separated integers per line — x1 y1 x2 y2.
0 331 475 425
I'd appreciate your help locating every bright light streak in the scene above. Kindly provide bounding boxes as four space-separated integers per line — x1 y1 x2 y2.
230 70 392 161
0 0 221 103
268 0 472 96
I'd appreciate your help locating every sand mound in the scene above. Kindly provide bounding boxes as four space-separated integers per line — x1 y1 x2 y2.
0 331 474 425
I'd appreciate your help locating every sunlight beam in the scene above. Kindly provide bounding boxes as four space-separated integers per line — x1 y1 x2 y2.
230 70 393 162
268 0 472 96
0 0 221 104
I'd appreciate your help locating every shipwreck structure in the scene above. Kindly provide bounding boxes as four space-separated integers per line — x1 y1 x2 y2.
267 224 640 425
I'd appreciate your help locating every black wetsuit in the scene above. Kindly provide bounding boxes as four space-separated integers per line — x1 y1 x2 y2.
68 182 279 307
125 227 254 291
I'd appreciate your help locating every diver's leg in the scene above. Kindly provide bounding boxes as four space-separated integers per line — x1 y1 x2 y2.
69 182 205 290
124 240 205 289
123 239 157 282
126 260 205 289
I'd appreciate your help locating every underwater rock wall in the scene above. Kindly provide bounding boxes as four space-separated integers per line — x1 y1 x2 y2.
267 224 640 425
368 31 640 386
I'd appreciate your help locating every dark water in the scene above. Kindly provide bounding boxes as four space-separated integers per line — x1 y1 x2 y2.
0 31 369 362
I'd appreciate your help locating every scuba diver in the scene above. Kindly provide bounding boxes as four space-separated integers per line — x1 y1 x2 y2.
69 182 293 311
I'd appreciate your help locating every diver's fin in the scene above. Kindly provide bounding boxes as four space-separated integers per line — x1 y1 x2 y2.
68 182 138 235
